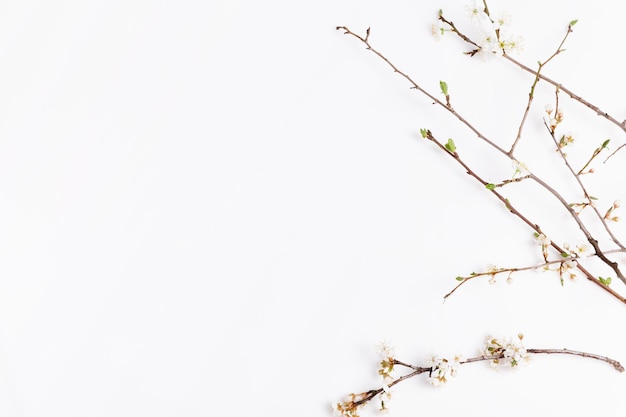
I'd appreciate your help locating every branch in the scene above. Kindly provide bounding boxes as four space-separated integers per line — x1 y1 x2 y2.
438 13 626 145
335 340 623 416
337 25 626 301
423 129 626 303
509 21 573 154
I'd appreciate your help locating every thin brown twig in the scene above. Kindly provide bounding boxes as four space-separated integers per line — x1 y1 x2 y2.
510 67 541 155
604 143 626 162
509 22 573 154
527 348 624 372
443 259 575 300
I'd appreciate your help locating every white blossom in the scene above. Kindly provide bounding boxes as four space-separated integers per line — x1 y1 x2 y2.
427 355 461 386
465 0 489 23
513 160 530 176
492 12 512 30
431 21 445 40
574 244 589 257
482 334 530 368
377 340 396 358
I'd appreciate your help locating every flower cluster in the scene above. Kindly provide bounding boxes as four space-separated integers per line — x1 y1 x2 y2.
464 1 523 58
558 131 576 149
378 359 394 381
482 334 530 368
376 341 395 412
562 242 589 258
427 355 463 386
558 258 578 283
512 160 529 177
545 103 565 133
431 21 446 40
335 393 366 417
483 264 502 285
554 242 591 283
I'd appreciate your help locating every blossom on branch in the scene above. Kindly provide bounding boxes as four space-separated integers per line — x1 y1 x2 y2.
482 334 530 368
427 355 462 386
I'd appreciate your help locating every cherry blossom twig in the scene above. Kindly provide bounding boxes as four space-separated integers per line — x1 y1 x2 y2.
335 335 623 417
444 259 574 300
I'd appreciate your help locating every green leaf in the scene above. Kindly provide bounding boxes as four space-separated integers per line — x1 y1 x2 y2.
589 196 598 200
570 19 578 26
455 276 464 281
438 8 443 16
439 80 448 96
420 128 428 138
599 276 612 286
602 139 611 148
445 138 456 153
561 252 569 258
486 183 496 190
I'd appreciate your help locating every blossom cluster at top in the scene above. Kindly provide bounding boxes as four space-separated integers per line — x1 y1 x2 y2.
465 1 523 56
432 1 523 58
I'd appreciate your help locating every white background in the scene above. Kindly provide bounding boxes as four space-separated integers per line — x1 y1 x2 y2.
1 0 625 416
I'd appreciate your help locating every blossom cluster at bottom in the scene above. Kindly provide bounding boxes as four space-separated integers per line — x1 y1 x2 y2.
332 333 618 417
